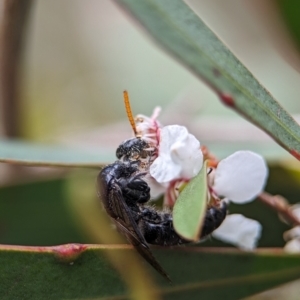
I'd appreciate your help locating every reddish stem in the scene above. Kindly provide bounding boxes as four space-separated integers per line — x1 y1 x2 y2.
0 0 33 137
258 191 300 226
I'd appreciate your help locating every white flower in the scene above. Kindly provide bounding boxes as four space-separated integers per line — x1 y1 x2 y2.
283 204 300 253
150 125 203 183
208 151 267 250
212 151 268 204
284 226 300 241
212 214 262 250
284 239 300 253
290 204 300 221
132 114 266 250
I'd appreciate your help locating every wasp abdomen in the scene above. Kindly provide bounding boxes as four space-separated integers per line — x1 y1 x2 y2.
136 206 188 246
201 203 227 238
135 203 227 246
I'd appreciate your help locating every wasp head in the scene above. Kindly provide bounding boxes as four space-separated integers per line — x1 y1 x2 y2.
116 137 156 170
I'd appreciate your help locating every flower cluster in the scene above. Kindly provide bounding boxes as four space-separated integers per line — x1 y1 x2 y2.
135 108 268 250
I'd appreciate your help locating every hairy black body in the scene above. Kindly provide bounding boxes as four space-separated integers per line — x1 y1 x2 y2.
116 138 150 161
98 139 227 280
98 159 171 281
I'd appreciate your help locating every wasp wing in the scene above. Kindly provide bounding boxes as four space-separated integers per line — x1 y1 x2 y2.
108 185 171 282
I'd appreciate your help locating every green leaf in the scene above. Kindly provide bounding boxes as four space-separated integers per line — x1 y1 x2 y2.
173 161 207 241
2 168 300 299
1 245 300 300
115 0 300 160
0 244 158 300
0 174 159 300
0 139 115 167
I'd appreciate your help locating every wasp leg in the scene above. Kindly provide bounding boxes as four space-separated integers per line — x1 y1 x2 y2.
117 172 150 205
99 161 150 211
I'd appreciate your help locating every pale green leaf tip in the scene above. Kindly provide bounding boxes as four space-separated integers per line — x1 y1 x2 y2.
173 161 208 241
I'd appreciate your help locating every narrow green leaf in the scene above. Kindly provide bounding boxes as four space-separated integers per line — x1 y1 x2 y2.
115 0 300 160
1 245 300 300
2 176 300 299
173 161 207 241
0 139 115 168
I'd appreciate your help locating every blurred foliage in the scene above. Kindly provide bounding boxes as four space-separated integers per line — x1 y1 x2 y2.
0 178 85 245
0 164 299 299
277 0 300 50
0 138 114 167
0 164 295 248
1 244 300 300
21 1 300 143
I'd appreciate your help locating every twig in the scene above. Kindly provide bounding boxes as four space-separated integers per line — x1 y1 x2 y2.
0 0 33 137
258 191 300 226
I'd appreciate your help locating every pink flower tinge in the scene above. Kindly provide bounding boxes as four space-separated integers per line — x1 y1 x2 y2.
135 107 162 147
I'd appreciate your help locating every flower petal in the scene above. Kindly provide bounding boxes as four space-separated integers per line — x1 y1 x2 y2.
135 107 162 146
170 134 203 179
150 125 203 183
149 156 181 183
213 151 268 203
212 214 262 250
284 239 300 253
158 125 189 155
291 204 300 221
283 226 300 241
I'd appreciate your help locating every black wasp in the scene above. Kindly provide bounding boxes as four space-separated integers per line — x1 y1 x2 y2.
97 137 227 281
97 92 227 281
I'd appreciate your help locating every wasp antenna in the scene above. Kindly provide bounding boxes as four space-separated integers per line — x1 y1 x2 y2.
123 90 138 136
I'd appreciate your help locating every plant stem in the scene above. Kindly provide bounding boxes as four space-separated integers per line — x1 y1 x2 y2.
258 191 300 226
0 0 33 137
